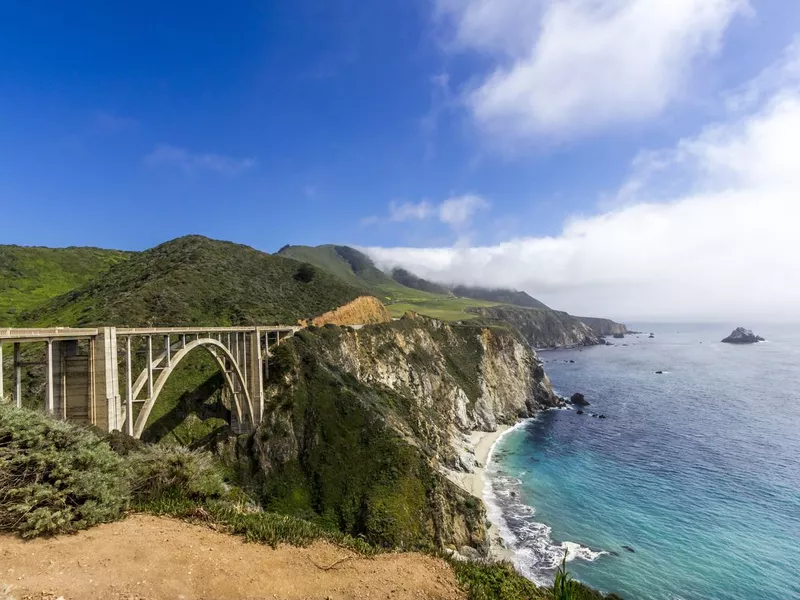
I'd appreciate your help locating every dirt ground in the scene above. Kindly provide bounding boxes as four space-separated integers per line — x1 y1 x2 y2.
0 515 465 600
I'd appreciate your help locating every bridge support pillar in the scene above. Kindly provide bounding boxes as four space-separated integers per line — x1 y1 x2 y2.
94 327 121 432
13 343 22 408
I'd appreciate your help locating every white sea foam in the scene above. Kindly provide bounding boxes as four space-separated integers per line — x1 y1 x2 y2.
483 419 605 585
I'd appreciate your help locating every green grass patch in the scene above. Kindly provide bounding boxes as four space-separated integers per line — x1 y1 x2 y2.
386 297 499 322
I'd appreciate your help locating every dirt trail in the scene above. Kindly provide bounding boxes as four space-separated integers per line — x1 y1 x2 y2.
0 515 464 600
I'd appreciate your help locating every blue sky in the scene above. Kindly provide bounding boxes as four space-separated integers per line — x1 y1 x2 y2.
2 1 799 319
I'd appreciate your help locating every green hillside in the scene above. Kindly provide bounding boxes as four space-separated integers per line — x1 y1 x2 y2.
390 268 451 295
451 285 550 310
278 244 391 292
278 244 498 320
17 236 363 328
0 245 130 326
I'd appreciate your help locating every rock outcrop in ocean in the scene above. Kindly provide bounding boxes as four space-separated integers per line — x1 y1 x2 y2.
721 327 765 344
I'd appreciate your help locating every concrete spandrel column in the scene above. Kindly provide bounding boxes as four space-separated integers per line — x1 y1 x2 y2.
249 330 264 423
125 336 134 436
146 336 153 401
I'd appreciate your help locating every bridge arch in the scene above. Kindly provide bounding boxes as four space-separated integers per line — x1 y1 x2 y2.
130 338 255 439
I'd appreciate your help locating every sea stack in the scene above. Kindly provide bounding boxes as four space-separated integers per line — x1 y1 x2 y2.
570 393 590 406
721 327 765 344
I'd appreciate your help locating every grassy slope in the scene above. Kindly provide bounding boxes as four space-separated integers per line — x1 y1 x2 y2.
451 285 551 310
18 236 363 327
0 245 130 326
278 244 498 321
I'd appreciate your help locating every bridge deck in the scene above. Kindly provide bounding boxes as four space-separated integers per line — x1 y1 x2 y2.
1 325 299 344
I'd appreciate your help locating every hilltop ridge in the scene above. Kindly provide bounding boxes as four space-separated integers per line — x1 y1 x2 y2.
0 244 130 326
17 236 362 328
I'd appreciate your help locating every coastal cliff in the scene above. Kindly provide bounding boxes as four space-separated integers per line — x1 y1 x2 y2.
577 316 628 337
235 313 560 553
468 305 601 348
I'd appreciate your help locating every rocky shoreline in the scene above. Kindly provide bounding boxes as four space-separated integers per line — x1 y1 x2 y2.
443 426 516 562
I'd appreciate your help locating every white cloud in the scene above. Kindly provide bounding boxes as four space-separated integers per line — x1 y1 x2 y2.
365 44 800 321
439 194 489 226
366 195 491 243
389 200 434 222
435 0 747 142
144 144 255 175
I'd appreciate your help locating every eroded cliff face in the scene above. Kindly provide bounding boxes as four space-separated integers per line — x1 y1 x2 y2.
577 316 628 337
315 313 559 462
307 295 392 327
469 305 601 349
236 313 560 554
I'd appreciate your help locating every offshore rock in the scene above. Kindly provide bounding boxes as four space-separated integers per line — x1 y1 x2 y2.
721 327 765 344
570 393 590 406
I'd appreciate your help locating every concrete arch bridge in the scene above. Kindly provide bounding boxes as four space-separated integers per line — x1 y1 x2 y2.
0 326 298 438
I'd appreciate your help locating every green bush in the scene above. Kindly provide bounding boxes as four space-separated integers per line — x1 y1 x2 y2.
451 560 548 600
125 444 227 505
0 406 129 537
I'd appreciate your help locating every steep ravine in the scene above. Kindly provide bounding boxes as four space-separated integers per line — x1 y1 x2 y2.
230 313 561 554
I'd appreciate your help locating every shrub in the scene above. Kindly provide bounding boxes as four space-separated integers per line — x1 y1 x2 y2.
451 560 547 600
554 551 579 600
293 263 316 283
126 444 227 505
0 406 129 537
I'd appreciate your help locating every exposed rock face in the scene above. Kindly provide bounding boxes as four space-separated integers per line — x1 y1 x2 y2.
468 305 601 348
576 316 629 337
721 327 765 344
308 295 391 327
312 313 560 461
242 314 560 553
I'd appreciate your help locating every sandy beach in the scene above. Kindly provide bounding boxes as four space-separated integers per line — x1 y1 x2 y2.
445 425 515 561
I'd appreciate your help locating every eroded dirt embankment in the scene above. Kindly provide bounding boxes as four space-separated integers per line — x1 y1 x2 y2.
0 515 464 600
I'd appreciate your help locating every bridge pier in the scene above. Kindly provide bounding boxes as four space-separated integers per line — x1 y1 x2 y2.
14 342 22 408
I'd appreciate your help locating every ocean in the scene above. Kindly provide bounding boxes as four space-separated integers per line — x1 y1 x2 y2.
485 323 800 600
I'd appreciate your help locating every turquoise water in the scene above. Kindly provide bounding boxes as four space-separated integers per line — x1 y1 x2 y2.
486 324 800 600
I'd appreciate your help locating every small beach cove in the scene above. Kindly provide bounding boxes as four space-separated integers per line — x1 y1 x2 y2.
483 324 800 600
